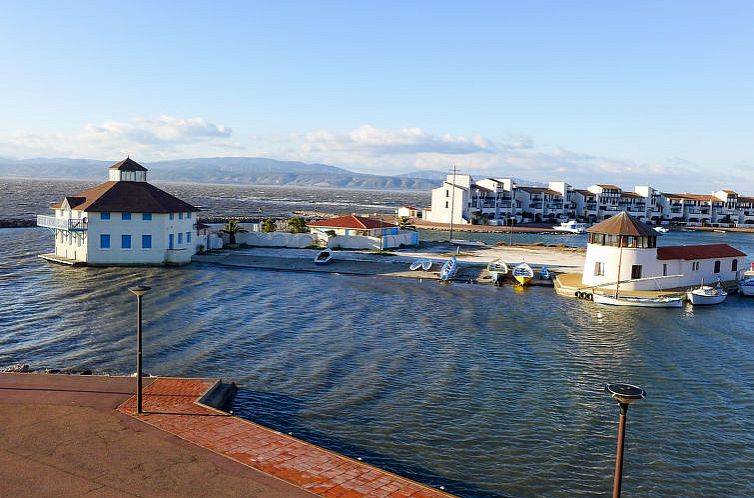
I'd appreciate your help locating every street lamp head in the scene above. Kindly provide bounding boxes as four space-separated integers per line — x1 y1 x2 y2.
128 284 151 297
605 383 646 405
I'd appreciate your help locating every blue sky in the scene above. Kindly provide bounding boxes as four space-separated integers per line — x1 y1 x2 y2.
1 1 753 192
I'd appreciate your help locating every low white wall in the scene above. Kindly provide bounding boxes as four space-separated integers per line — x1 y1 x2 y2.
327 231 419 250
238 232 316 248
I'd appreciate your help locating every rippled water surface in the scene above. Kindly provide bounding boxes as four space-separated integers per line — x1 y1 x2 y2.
2 180 754 497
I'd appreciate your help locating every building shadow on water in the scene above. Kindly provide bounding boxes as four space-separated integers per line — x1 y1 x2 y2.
231 388 509 498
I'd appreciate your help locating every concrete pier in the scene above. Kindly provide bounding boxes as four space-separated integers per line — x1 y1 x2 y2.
0 373 454 497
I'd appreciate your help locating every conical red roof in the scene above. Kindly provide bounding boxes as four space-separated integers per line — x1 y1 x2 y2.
586 212 657 237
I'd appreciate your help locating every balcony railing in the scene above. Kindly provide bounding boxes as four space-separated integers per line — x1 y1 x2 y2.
37 215 88 231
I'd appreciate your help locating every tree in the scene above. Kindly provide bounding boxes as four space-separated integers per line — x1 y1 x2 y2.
220 219 247 245
262 218 276 233
288 216 308 233
397 216 415 231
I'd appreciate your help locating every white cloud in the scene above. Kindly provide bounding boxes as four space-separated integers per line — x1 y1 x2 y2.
83 116 231 145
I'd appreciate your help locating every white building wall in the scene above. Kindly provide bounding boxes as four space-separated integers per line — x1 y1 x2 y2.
84 211 196 265
427 183 469 224
582 243 744 290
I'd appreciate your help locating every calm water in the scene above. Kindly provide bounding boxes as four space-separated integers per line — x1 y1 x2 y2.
3 178 754 496
2 227 754 497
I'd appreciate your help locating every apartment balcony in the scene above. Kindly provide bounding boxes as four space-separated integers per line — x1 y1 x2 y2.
37 215 88 231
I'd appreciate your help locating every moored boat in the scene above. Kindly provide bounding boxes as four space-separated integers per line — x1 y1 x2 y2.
552 220 587 234
314 248 333 265
592 293 684 308
440 256 458 281
511 262 534 286
737 278 754 296
487 258 509 283
654 226 669 234
409 259 423 271
539 266 551 280
687 284 727 305
422 259 433 271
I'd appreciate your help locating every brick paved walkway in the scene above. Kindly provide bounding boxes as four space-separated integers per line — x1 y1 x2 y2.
119 378 455 498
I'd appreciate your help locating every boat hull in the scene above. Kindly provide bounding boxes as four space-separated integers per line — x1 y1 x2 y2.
593 294 684 308
687 292 727 305
514 276 533 286
738 281 754 296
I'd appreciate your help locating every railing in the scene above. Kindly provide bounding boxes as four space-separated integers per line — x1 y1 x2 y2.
37 215 88 231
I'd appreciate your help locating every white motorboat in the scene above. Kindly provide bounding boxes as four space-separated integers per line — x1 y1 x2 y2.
511 262 534 286
737 278 754 296
552 220 587 234
687 284 727 305
487 258 509 283
654 226 669 234
592 293 684 308
314 248 333 265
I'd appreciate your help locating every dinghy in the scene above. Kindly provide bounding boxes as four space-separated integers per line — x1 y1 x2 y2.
440 256 458 281
539 266 551 280
314 248 333 265
487 258 508 284
738 277 754 296
687 280 727 305
592 294 684 308
422 259 433 271
511 262 534 286
409 259 423 271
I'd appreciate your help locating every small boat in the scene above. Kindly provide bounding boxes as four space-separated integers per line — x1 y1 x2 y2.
713 229 726 233
487 258 509 283
592 294 684 308
314 248 333 265
539 266 551 280
737 278 754 296
552 220 587 234
654 226 669 234
422 259 432 271
687 282 727 305
440 256 458 281
450 239 486 247
409 259 423 271
511 262 534 286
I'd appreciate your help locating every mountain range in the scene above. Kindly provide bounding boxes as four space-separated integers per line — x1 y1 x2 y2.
0 156 440 190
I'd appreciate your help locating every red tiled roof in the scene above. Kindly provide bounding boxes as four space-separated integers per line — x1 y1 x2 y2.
656 244 746 260
587 212 658 237
620 192 644 199
50 181 199 213
518 187 562 196
307 215 397 229
594 184 622 190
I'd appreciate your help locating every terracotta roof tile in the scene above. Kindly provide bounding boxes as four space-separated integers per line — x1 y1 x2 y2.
109 157 148 171
308 215 397 229
587 212 657 237
51 181 199 213
657 244 746 260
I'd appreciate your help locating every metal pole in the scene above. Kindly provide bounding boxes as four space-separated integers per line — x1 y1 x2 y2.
612 402 629 498
136 294 143 414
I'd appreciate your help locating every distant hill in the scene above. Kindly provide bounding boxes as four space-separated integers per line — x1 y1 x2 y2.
0 156 437 190
397 169 546 187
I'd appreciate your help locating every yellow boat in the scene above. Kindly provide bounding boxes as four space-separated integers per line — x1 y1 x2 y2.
512 262 534 286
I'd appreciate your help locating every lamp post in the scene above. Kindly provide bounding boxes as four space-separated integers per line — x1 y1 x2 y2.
129 283 151 414
605 383 645 498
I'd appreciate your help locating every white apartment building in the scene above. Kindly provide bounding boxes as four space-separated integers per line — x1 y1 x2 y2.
37 158 202 266
424 173 754 226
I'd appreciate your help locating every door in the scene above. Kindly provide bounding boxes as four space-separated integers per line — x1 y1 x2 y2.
169 233 174 249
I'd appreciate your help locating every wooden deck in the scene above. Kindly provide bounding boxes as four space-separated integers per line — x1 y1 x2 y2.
38 253 87 266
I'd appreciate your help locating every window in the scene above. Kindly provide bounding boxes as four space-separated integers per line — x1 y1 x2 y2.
631 265 642 279
142 234 152 249
142 213 152 221
100 212 110 220
186 232 191 243
732 259 738 271
445 201 449 208
121 212 132 221
446 190 449 197
121 234 131 249
170 213 174 220
714 260 721 273
100 234 110 249
187 212 192 219
692 261 700 271
178 232 183 244
178 212 183 220
594 262 605 276
663 263 667 276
